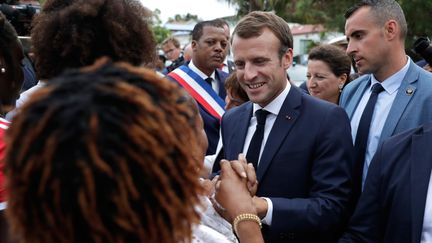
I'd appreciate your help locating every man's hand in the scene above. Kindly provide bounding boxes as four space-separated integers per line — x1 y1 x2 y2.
229 153 258 196
212 160 257 223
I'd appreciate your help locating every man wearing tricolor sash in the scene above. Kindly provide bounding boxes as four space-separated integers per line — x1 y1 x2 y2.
167 20 229 155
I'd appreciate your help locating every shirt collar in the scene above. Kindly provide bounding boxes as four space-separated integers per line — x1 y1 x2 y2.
253 81 291 116
370 56 410 95
189 60 216 80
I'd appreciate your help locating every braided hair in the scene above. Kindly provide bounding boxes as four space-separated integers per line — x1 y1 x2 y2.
5 59 204 243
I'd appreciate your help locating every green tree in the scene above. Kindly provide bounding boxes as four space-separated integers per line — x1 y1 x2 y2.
149 9 171 44
168 13 201 23
222 0 432 52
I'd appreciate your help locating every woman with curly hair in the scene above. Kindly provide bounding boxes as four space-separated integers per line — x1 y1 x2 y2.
4 60 206 243
4 58 265 242
6 0 156 120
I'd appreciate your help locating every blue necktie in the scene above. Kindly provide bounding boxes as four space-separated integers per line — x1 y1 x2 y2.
246 109 270 170
205 77 213 87
352 83 385 201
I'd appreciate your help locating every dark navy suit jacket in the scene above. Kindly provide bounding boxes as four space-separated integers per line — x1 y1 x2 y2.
340 123 432 243
166 63 228 155
222 86 354 242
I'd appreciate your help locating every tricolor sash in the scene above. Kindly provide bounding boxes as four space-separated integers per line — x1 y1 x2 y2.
168 65 225 119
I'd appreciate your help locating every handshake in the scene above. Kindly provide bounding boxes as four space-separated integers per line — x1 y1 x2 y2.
201 154 265 242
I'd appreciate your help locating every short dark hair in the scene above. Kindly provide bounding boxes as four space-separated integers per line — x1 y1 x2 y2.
345 0 407 39
213 18 229 28
233 11 293 59
191 20 224 41
31 0 156 80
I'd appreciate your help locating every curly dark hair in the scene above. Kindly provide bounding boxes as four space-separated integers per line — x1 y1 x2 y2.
0 12 24 114
0 12 19 73
31 0 156 80
5 59 204 243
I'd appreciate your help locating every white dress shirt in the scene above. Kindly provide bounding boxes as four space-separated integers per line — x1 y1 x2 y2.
350 58 410 187
421 171 432 243
189 60 219 94
242 81 291 225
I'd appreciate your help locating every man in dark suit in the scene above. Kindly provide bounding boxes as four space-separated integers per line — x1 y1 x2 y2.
339 122 432 243
221 11 354 242
340 0 432 204
167 20 228 155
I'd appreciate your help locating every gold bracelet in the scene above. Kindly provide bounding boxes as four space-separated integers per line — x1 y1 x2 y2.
233 213 262 236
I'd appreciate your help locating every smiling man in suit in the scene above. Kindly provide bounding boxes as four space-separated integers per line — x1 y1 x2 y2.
220 11 354 242
340 0 432 204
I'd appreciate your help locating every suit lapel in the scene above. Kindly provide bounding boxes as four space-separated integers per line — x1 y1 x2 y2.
346 78 370 119
381 62 418 140
257 87 301 181
227 103 252 160
215 70 227 99
410 127 432 243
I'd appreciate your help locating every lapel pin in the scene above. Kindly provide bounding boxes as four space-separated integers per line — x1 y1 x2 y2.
405 88 414 95
286 115 292 120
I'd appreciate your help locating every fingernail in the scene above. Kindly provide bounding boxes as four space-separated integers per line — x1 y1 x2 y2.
241 172 247 178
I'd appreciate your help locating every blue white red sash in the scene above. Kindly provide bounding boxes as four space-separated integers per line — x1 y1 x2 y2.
0 118 9 130
168 65 225 119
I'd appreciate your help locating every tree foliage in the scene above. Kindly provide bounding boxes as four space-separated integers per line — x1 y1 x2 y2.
149 9 171 44
222 0 432 50
168 13 200 23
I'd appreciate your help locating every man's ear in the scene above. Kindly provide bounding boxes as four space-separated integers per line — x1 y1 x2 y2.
191 40 198 51
384 20 398 40
282 48 293 69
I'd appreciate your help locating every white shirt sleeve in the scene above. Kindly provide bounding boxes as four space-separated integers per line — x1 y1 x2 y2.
261 197 273 225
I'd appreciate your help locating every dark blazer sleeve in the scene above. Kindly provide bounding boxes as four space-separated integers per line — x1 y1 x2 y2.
269 105 354 238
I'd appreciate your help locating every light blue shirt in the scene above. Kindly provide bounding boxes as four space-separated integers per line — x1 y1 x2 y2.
350 58 410 188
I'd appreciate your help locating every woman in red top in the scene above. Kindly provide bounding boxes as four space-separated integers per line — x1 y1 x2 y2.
0 118 8 205
0 11 25 243
0 11 24 205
